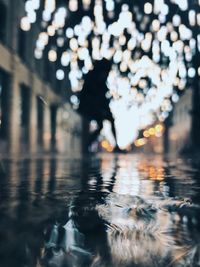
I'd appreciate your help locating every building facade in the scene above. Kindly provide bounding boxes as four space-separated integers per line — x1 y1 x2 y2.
0 0 83 156
168 88 193 154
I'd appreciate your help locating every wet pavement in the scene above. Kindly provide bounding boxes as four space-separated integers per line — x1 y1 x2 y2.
0 153 200 267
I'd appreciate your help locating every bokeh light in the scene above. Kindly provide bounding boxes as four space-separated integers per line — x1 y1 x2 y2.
21 0 200 148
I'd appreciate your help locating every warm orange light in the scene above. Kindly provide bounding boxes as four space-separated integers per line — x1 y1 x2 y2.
155 124 164 137
143 124 164 139
134 138 147 147
143 130 150 138
155 124 163 133
101 140 113 152
101 140 109 148
138 162 164 181
148 127 155 135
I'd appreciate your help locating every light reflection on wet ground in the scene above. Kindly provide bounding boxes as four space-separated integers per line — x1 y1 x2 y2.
0 154 200 267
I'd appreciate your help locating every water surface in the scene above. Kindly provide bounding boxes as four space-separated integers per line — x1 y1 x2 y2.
0 154 200 267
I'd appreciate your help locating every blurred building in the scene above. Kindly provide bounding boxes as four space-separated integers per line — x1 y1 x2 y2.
0 0 83 156
168 88 193 154
135 89 193 155
136 84 199 155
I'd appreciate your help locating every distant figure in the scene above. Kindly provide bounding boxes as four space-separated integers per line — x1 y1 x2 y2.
78 59 118 151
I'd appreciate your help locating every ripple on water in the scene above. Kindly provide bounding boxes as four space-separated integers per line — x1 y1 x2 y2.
0 154 200 267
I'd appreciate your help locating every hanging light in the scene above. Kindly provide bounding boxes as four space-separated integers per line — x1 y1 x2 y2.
21 17 32 31
48 50 57 62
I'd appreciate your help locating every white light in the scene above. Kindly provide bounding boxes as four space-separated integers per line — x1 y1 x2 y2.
119 35 126 46
47 25 55 36
128 38 136 50
25 1 34 13
179 24 192 41
77 47 89 60
152 20 160 32
157 26 167 42
170 31 178 42
178 64 187 79
36 39 45 50
173 40 184 53
61 52 70 66
53 7 67 29
197 14 200 26
120 62 128 72
189 38 196 50
198 67 200 76
161 40 171 56
189 10 196 26
188 68 196 78
167 22 173 32
144 2 152 14
42 10 51 22
81 16 93 32
185 52 192 62
48 50 57 62
106 1 115 12
70 95 79 105
66 28 74 38
20 17 31 31
69 0 78 12
56 69 65 80
32 0 40 10
113 50 123 63
119 10 132 29
27 11 36 23
34 49 42 59
39 32 49 45
160 4 169 16
172 94 179 103
57 37 65 47
70 38 78 51
123 50 131 63
78 35 87 46
141 39 151 52
173 15 181 27
154 0 164 14
74 25 82 36
82 0 91 10
158 14 166 24
179 0 188 11
45 0 56 13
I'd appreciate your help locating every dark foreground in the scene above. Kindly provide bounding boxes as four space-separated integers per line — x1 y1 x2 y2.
0 153 200 267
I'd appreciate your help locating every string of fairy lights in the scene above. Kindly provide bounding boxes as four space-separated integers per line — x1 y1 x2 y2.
20 0 200 147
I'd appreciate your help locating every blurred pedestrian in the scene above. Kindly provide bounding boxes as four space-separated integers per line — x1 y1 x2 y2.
78 59 118 151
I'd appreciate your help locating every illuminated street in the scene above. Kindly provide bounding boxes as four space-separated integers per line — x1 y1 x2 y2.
0 0 200 267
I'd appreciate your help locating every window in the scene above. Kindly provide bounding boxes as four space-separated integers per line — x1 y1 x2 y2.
20 85 30 127
18 28 27 61
0 69 10 139
19 84 31 144
0 2 7 43
37 96 44 144
50 105 57 146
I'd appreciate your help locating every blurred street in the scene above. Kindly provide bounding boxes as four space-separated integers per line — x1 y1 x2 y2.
0 0 200 266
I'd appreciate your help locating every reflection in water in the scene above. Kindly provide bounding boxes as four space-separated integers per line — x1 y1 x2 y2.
0 154 200 267
42 211 92 267
96 193 199 267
